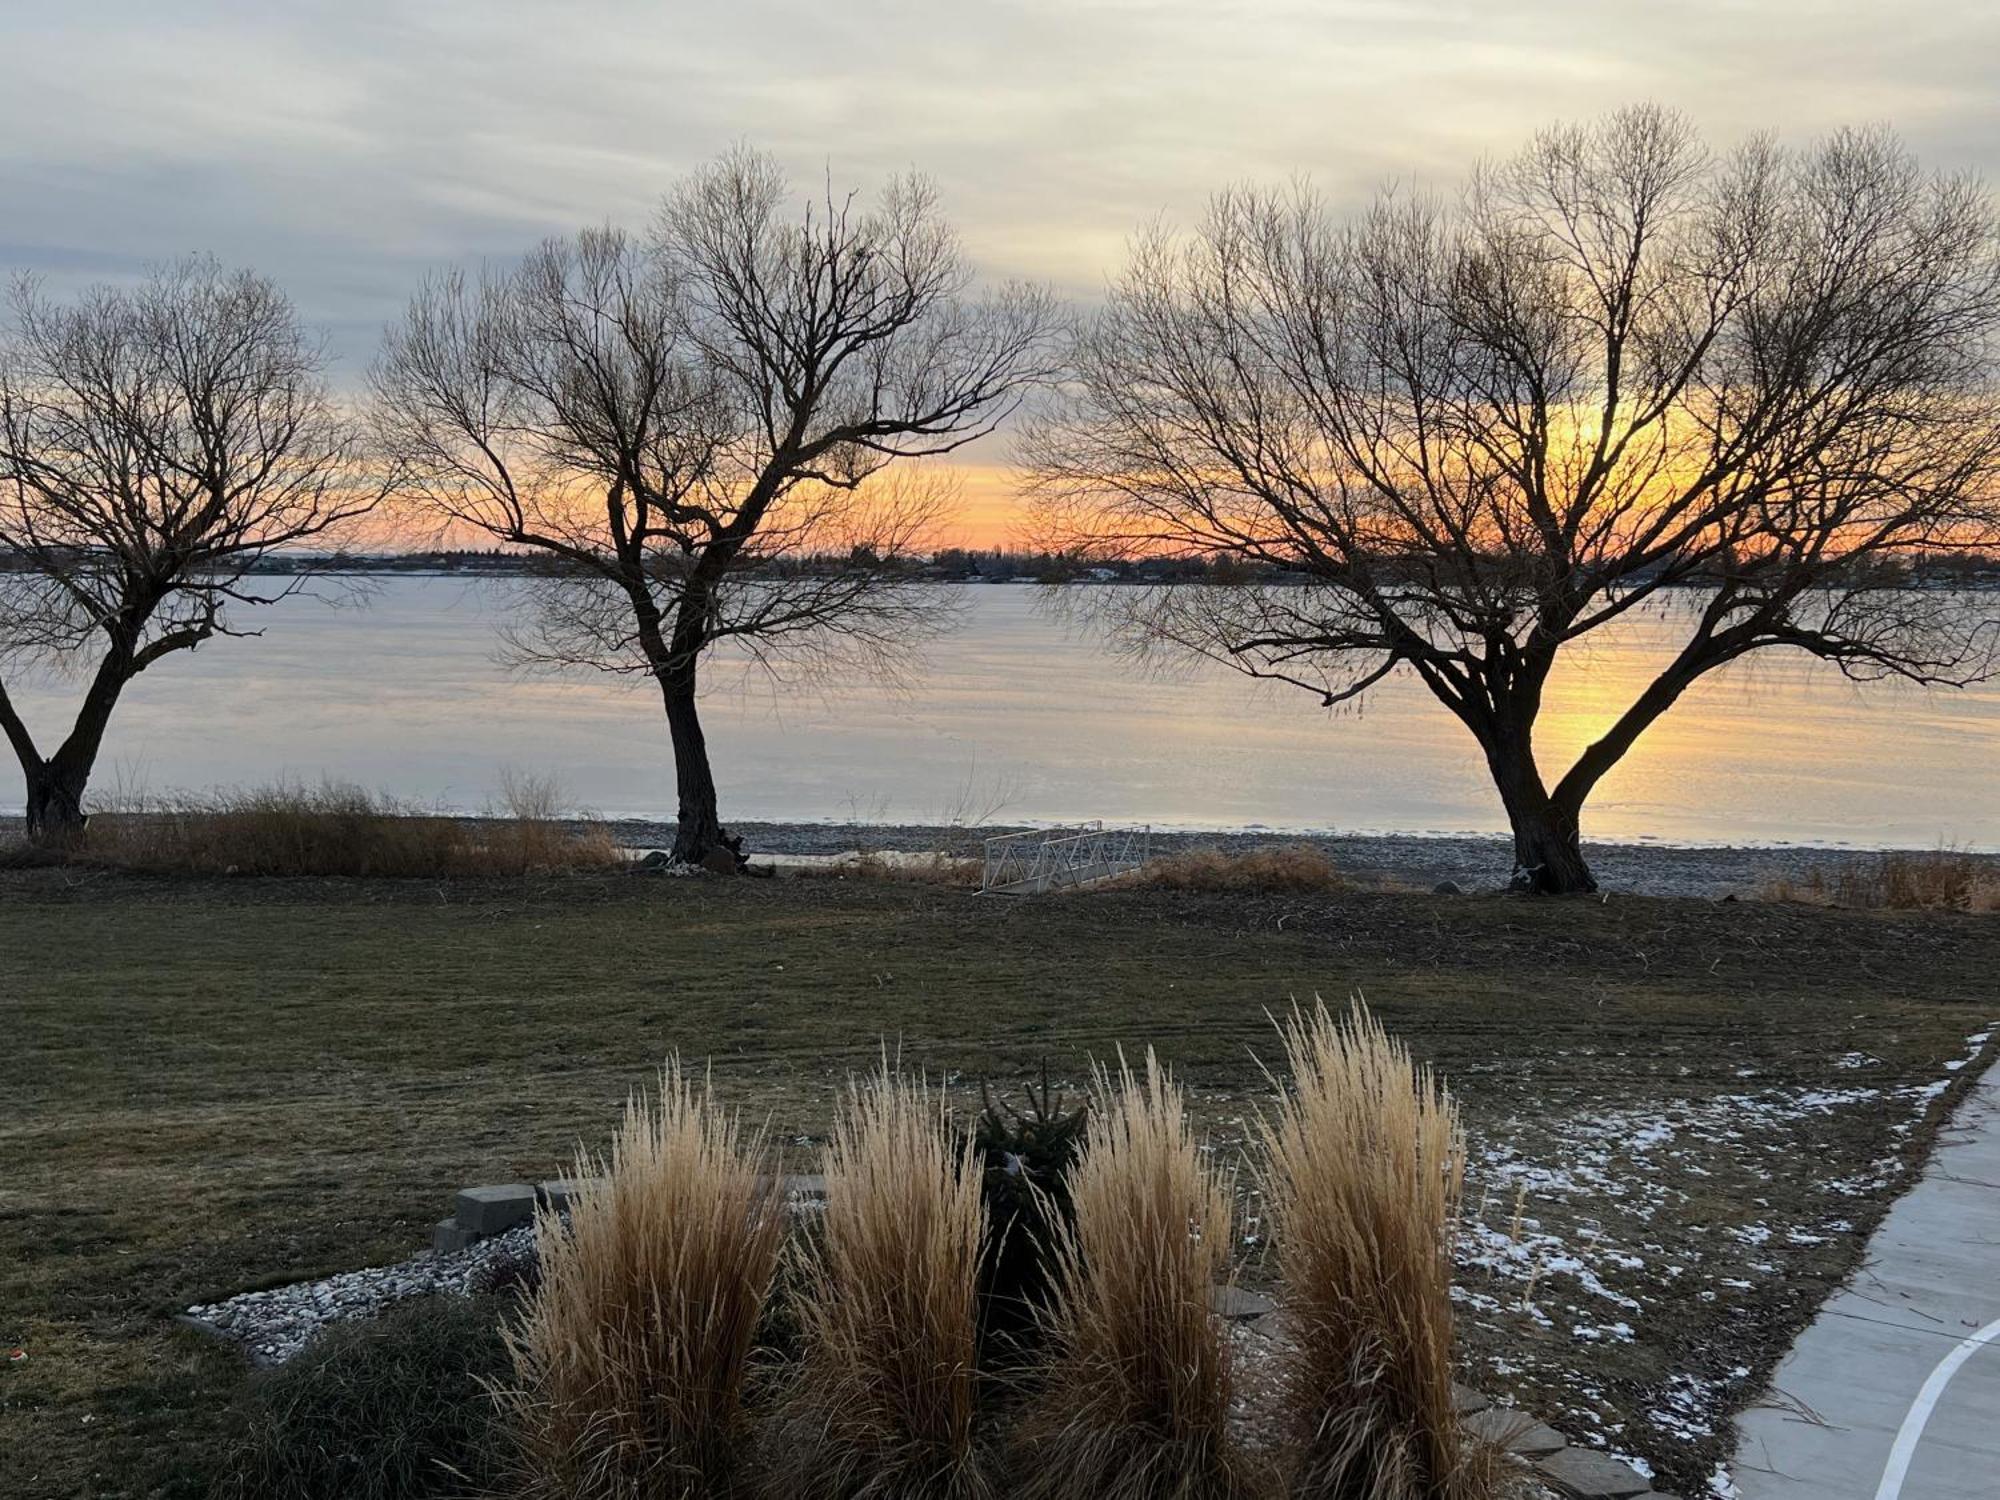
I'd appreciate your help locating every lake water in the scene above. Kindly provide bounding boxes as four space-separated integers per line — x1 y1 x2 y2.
4 577 1996 848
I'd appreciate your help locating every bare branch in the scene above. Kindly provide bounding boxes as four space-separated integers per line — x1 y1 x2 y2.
375 151 1057 862
1023 107 2000 891
0 255 386 838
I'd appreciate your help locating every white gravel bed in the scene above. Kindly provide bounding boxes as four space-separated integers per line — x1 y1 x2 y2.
182 1223 537 1366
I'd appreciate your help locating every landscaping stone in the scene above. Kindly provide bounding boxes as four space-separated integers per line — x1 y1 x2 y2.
1433 879 1468 895
435 1174 823 1244
536 1177 587 1210
785 1173 827 1202
1464 1407 1567 1456
454 1183 537 1235
1452 1382 1491 1414
1208 1285 1277 1319
1533 1445 1654 1498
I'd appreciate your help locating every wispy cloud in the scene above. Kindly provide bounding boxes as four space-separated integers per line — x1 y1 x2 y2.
1 0 1991 374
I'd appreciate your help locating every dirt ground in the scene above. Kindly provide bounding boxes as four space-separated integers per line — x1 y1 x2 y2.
2 868 1993 1496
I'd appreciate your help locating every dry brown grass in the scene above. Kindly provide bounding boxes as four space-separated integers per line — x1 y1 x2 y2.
1256 999 1504 1500
1121 845 1346 894
75 778 620 877
1758 848 2000 913
1014 1049 1251 1500
499 1059 786 1499
771 1059 992 1500
833 851 983 887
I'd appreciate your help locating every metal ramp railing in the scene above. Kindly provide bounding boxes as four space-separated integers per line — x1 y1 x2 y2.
980 823 1153 895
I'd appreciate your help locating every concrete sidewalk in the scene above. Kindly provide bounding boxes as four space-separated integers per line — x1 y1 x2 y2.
1732 1056 2000 1500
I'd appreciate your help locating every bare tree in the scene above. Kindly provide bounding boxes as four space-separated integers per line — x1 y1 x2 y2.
0 258 385 844
1029 108 2000 892
375 151 1056 867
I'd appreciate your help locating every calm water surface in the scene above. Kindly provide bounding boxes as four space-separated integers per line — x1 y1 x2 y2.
6 577 1995 848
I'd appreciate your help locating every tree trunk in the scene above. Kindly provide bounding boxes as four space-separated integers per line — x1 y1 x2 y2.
16 642 136 851
23 760 90 848
1506 795 1596 895
661 668 740 870
1488 739 1598 895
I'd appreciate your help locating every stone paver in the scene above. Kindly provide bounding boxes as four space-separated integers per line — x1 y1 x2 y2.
1209 1285 1277 1319
1464 1406 1567 1456
1536 1444 1655 1497
1732 1057 2000 1500
1452 1381 1491 1414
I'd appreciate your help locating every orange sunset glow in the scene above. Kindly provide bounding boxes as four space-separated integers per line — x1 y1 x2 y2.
4 11 2000 1499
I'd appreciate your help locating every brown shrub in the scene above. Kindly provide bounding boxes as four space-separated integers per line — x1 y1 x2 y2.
1122 844 1346 894
75 778 619 877
1757 847 2000 912
1013 1049 1250 1500
499 1059 785 1499
770 1059 991 1499
830 851 983 886
1256 999 1505 1499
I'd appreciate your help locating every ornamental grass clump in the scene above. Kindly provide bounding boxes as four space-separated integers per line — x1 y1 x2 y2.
772 1059 991 1500
498 1058 784 1500
1015 1049 1249 1500
1258 999 1502 1500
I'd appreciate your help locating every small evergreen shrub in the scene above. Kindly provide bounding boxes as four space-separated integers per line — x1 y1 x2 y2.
971 1068 1088 1357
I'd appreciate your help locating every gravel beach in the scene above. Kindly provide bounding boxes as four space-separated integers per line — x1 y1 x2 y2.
615 818 1990 901
6 810 1987 899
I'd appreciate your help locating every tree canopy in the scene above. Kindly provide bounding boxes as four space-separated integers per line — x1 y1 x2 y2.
1028 108 2000 891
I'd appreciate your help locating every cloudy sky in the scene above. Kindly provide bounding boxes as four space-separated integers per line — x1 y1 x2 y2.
3 1 1994 534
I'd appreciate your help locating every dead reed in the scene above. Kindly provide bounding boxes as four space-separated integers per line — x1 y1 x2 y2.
499 1059 785 1499
771 1059 991 1500
75 777 620 877
1256 999 1501 1500
1758 847 2000 913
1120 844 1346 894
1014 1049 1249 1500
832 851 983 886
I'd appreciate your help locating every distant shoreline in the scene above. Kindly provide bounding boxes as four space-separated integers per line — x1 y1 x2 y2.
12 558 1998 592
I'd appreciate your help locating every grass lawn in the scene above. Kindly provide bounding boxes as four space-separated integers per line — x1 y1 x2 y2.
2 868 1995 1497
